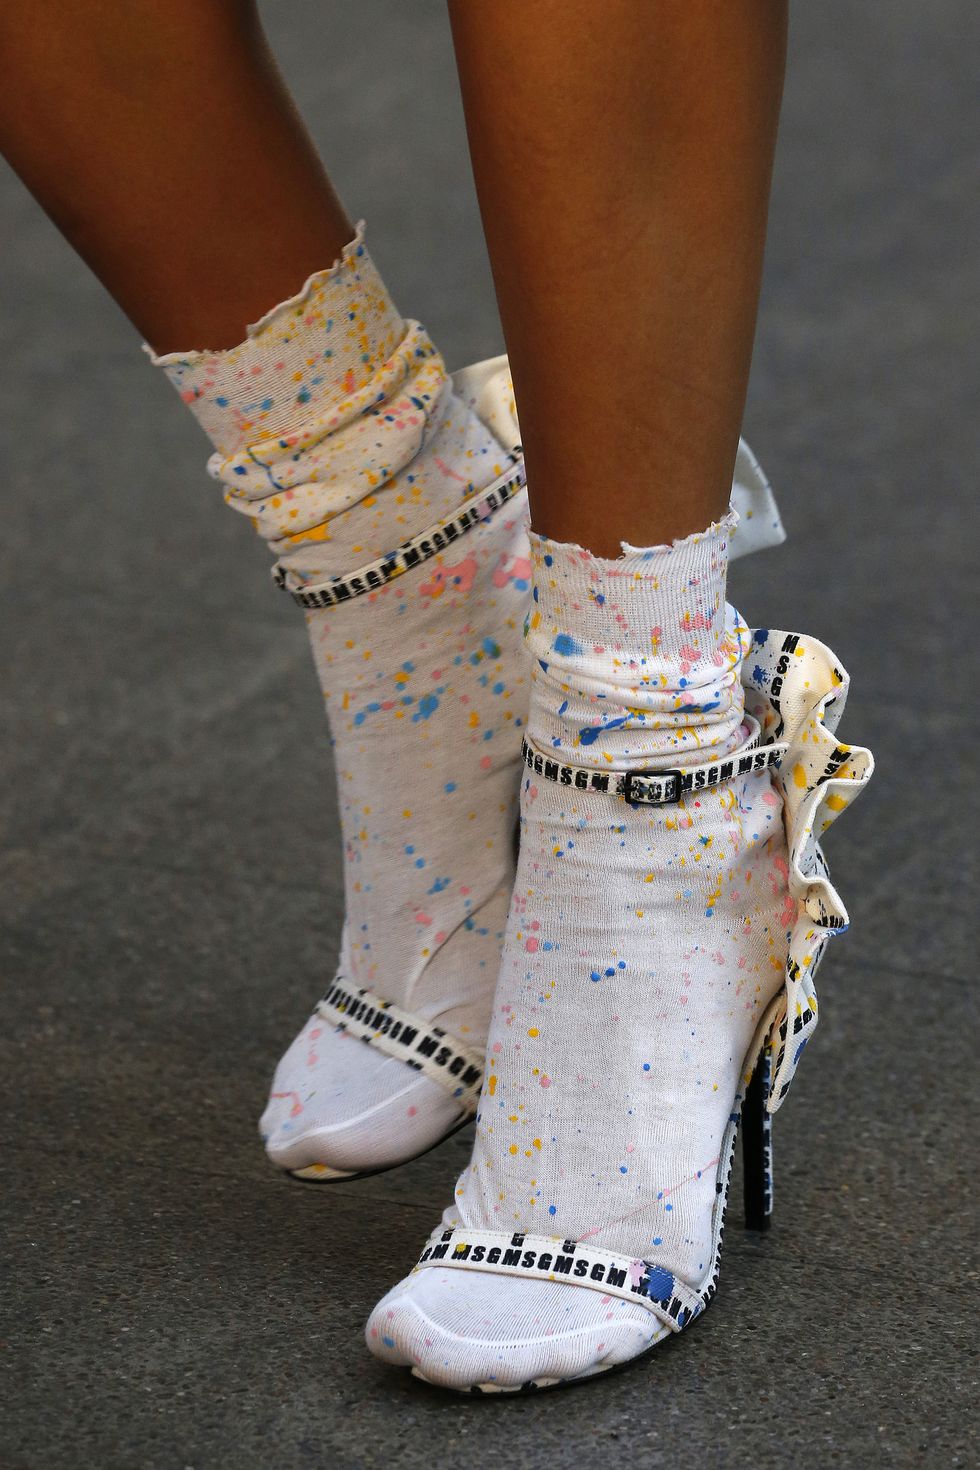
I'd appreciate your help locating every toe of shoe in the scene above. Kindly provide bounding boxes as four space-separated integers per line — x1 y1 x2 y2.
365 1273 667 1393
258 1093 297 1147
261 1068 467 1177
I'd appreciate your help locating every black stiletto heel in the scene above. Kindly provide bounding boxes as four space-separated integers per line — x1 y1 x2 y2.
742 1051 774 1232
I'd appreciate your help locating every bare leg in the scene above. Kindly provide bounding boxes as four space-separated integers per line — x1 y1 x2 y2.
0 0 352 352
449 0 787 554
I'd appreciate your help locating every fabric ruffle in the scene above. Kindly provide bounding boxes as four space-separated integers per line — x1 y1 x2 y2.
742 629 875 1112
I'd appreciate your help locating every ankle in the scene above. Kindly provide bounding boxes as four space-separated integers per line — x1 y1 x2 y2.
149 222 518 579
525 515 750 771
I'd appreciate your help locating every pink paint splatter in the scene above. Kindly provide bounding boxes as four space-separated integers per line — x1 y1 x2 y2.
434 455 470 485
420 554 478 599
492 552 533 590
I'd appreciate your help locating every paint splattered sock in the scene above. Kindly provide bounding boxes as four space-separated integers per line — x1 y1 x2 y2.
148 223 531 1177
367 511 794 1387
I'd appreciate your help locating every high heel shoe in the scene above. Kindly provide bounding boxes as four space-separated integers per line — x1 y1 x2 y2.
367 626 874 1392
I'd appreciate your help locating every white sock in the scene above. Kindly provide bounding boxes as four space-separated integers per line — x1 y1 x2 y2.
148 224 531 1176
368 511 797 1386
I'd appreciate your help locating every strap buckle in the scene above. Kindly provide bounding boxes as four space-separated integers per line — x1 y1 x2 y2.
622 768 683 806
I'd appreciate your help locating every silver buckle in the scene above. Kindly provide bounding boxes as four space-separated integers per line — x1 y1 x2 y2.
622 768 683 806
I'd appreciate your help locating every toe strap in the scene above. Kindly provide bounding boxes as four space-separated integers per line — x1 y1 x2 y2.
414 1227 706 1331
317 981 484 1115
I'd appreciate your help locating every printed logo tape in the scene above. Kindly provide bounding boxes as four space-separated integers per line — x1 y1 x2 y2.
416 1227 705 1329
274 461 526 609
318 982 484 1113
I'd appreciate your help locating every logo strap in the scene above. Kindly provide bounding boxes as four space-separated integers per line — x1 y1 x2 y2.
520 724 788 807
415 1227 706 1331
272 460 526 609
317 981 484 1115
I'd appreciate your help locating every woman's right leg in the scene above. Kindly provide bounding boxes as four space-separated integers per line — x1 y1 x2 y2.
0 0 352 352
1 2 532 1174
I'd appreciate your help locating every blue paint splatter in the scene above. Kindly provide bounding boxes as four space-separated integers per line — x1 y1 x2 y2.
579 716 629 746
413 693 440 721
552 633 584 657
643 1265 675 1302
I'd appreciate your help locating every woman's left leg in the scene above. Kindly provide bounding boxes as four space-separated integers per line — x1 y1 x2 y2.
368 0 873 1392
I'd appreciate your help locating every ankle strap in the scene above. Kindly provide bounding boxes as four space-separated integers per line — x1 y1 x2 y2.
272 459 525 609
520 720 788 806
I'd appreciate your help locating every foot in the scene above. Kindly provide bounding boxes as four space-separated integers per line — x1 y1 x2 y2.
368 516 792 1388
258 452 531 1176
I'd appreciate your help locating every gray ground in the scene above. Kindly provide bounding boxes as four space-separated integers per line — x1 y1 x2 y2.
2 3 977 1467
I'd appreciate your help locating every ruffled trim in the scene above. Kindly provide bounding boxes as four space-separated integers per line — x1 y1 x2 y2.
742 629 875 1113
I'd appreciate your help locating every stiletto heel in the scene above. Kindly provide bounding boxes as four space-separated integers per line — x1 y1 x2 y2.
742 1049 774 1232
